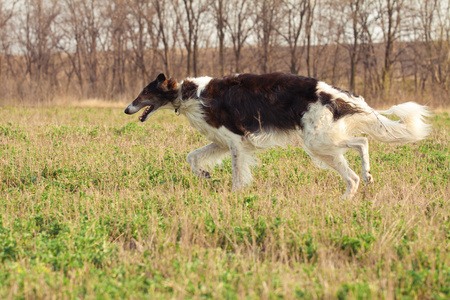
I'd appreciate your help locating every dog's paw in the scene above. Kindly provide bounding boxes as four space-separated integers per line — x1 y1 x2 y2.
197 169 211 179
363 172 373 184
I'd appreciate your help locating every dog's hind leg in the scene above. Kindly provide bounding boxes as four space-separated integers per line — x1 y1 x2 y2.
187 142 228 179
311 153 360 200
340 137 373 184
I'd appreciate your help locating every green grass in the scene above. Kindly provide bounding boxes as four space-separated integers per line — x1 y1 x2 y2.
0 107 449 299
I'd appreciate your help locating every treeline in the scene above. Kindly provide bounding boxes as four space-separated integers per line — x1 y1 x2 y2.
0 0 448 105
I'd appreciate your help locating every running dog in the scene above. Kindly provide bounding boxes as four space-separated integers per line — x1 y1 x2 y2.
125 73 431 199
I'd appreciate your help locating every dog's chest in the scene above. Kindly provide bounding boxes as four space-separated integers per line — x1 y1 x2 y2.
186 113 212 136
184 110 239 148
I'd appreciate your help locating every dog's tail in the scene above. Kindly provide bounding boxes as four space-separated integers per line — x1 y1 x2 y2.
354 102 432 145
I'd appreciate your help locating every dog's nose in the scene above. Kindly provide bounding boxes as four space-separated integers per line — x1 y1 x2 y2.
125 103 139 114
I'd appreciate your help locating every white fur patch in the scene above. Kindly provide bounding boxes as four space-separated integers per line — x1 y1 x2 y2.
315 81 368 108
186 76 213 97
315 81 339 98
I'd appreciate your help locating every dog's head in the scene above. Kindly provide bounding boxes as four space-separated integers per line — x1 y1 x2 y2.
125 73 178 122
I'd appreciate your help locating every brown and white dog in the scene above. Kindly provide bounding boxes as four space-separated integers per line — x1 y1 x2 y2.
125 72 431 199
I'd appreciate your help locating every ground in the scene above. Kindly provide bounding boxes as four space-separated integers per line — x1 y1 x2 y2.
0 105 449 299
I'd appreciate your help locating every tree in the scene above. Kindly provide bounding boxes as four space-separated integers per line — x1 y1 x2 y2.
344 0 364 91
175 0 209 77
278 0 310 74
60 0 102 96
415 0 450 91
128 0 154 86
212 0 227 76
0 0 16 78
154 0 173 77
105 0 129 95
19 0 60 82
377 0 405 93
304 0 316 77
254 0 281 73
225 0 253 73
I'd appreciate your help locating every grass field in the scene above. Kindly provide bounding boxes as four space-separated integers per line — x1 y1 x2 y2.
0 106 449 299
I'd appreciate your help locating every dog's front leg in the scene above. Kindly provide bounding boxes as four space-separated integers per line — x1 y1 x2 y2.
230 143 254 191
230 144 244 190
187 142 228 179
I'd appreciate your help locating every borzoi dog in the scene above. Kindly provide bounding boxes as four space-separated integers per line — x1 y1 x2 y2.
125 73 431 199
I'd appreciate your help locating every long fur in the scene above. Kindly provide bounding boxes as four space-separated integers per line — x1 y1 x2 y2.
125 72 432 199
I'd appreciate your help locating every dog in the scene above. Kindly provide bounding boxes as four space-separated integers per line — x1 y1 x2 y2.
125 72 431 199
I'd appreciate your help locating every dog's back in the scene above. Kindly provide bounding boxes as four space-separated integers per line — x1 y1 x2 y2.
197 73 318 135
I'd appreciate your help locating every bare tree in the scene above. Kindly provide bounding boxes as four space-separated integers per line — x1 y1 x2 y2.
175 0 209 77
358 1 379 94
18 0 60 82
128 0 153 86
308 0 334 80
0 0 16 78
105 0 130 95
59 0 104 97
212 0 227 76
0 1 14 31
154 0 172 77
225 0 253 73
343 0 364 91
61 0 84 92
304 0 316 77
277 0 309 74
377 0 405 93
331 0 371 91
81 0 101 94
254 0 281 73
415 0 450 91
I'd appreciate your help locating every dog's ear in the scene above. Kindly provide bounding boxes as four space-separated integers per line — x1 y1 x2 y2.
166 79 177 90
157 77 177 92
156 73 166 82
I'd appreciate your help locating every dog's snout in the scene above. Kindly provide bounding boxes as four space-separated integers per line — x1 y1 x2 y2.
125 102 139 115
125 98 142 115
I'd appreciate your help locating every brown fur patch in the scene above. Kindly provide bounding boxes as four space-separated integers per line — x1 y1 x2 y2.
181 80 199 100
167 79 177 90
320 92 363 120
197 73 319 135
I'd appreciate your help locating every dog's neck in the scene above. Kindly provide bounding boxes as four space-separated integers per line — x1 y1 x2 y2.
173 97 202 118
172 81 203 116
172 85 183 115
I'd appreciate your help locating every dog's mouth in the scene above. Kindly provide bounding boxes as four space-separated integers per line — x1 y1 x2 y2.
139 105 154 122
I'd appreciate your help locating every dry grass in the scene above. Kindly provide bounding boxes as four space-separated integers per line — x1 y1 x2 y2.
0 105 449 299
